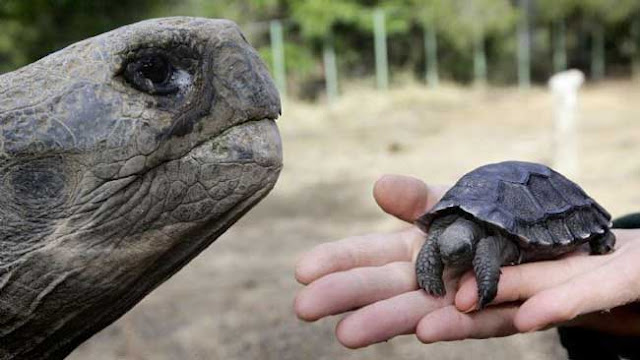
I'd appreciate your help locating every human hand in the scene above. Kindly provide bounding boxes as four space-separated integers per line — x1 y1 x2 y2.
425 228 640 342
294 174 640 348
294 174 453 348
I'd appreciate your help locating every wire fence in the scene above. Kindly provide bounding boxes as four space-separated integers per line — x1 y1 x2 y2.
242 4 640 104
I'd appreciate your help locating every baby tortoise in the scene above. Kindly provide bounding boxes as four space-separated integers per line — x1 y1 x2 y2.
415 161 615 308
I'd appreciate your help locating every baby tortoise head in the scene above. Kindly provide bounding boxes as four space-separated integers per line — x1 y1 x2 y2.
0 17 282 359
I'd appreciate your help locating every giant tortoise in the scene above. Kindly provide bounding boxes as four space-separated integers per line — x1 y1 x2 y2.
0 18 282 359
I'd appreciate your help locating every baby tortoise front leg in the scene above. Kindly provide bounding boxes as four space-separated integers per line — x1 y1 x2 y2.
415 215 457 296
472 235 519 308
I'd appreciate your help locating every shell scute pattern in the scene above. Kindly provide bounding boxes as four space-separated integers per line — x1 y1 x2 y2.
417 161 612 248
545 217 574 245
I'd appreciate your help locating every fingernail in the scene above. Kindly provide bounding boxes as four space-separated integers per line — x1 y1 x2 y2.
460 303 476 314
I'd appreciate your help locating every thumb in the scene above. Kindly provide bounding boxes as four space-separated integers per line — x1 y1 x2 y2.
373 174 448 223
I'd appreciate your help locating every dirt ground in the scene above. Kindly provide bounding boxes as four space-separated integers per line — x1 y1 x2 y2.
69 81 640 360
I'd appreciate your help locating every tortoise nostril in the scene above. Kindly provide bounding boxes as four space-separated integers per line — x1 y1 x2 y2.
442 242 472 264
454 245 469 255
455 244 472 258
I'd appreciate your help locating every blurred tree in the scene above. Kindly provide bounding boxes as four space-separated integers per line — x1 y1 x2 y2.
0 0 168 72
3 0 640 95
536 0 577 73
401 0 458 87
288 0 364 41
448 0 517 85
385 0 516 85
575 0 640 79
156 0 280 27
287 0 367 98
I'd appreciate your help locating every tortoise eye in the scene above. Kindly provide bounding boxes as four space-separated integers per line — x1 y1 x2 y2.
123 54 178 95
139 56 171 84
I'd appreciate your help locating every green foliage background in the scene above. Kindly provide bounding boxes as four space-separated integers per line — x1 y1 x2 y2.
1 0 639 96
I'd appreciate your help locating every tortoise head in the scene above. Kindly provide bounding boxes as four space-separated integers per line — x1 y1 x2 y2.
0 17 281 359
436 216 482 267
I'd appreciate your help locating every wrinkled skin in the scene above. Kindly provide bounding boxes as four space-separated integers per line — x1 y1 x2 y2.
0 18 282 360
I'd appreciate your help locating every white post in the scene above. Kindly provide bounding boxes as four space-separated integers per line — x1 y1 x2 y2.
548 69 585 178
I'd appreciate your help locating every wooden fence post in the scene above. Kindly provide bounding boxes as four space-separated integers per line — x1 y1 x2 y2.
424 25 439 88
591 22 605 81
270 20 287 97
373 8 389 90
323 36 339 104
553 18 567 73
517 0 531 89
474 35 487 85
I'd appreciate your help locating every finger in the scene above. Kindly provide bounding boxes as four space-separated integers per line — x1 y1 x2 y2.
455 229 638 311
295 228 423 284
515 243 640 332
294 261 417 322
416 305 519 343
373 174 448 223
455 254 606 312
335 290 450 348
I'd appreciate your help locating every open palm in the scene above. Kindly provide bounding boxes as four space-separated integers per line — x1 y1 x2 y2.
294 175 640 347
